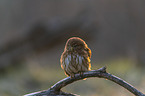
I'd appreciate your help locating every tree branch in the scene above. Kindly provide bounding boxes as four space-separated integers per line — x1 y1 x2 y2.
24 67 145 96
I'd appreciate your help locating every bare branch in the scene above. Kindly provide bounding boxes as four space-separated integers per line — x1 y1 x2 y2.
24 67 145 96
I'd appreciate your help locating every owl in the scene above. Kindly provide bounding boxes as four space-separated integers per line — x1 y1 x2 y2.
60 37 91 78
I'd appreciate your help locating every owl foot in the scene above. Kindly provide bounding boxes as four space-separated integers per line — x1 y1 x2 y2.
70 73 75 78
79 72 84 77
79 72 87 80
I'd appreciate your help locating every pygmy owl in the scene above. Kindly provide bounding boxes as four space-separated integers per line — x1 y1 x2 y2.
60 37 91 78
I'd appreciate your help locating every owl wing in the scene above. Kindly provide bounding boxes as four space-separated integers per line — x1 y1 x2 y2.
60 52 71 76
86 48 91 58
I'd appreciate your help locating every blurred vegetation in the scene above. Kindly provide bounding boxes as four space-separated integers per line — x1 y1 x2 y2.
0 1 145 96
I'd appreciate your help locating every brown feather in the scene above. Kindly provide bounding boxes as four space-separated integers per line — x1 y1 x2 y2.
60 37 92 78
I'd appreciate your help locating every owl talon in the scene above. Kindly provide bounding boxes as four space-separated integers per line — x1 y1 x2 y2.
79 72 84 77
70 74 75 78
80 72 87 80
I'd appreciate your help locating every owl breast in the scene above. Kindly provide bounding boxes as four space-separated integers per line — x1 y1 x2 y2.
61 53 91 76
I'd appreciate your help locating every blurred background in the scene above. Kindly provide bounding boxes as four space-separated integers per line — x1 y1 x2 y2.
0 1 145 96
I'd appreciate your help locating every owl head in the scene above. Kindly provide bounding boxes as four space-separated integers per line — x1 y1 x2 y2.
64 37 88 51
